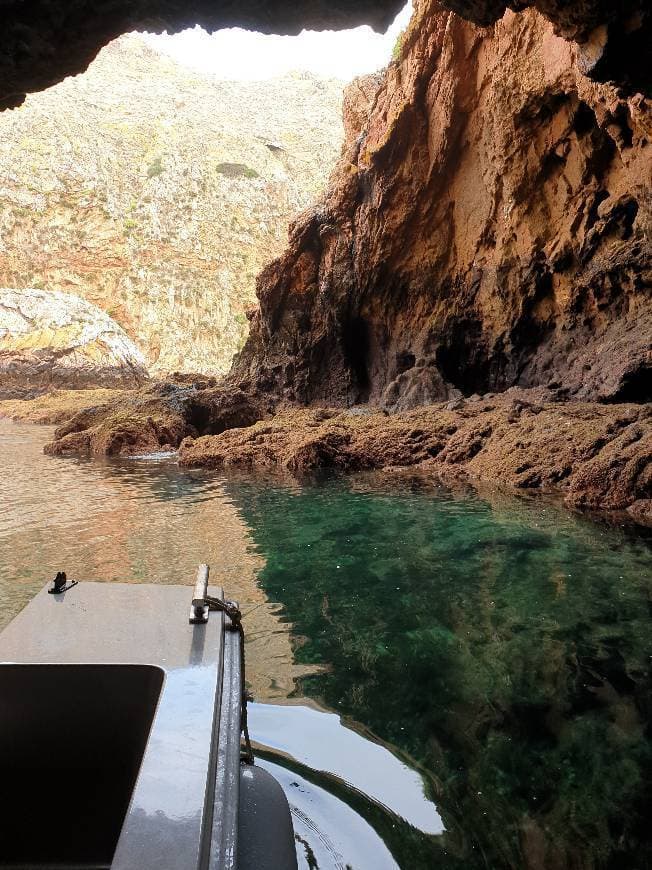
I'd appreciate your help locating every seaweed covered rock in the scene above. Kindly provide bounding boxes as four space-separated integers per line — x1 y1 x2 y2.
43 381 264 457
178 390 652 522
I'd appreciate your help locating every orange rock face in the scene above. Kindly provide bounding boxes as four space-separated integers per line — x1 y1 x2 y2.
235 2 651 412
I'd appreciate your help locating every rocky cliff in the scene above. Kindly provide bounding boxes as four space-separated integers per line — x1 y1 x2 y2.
0 288 148 393
234 1 651 411
25 0 652 523
0 35 344 377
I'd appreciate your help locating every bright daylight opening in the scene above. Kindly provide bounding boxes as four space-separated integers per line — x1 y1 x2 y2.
145 4 413 81
0 4 412 386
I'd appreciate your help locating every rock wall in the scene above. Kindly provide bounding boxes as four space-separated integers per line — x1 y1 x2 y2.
438 0 651 95
234 1 651 411
0 288 148 393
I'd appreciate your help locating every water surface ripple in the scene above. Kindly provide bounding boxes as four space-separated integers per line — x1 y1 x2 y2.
1 421 651 869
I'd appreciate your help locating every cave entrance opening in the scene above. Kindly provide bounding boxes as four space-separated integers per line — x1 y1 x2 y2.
343 315 372 402
0 6 412 390
435 322 493 396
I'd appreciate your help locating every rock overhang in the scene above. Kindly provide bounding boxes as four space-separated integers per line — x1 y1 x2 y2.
438 0 650 94
1 0 650 113
0 0 404 111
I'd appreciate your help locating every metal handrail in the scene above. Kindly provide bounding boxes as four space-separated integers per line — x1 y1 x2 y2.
188 563 254 763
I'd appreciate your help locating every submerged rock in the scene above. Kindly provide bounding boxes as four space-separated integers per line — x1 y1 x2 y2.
0 288 149 390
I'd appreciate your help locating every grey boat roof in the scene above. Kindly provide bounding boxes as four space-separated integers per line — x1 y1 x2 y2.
0 581 228 870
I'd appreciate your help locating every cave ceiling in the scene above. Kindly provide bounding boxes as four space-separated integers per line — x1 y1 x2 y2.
439 0 650 93
0 0 404 111
1 0 649 111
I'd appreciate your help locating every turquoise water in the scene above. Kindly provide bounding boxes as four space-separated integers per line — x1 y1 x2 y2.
233 476 652 869
1 421 651 869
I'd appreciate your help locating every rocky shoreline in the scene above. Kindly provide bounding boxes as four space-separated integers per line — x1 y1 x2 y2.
0 388 127 424
179 398 652 524
1 0 650 530
178 393 652 526
7 382 646 526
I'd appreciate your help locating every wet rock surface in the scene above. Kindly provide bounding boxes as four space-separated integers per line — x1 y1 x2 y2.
43 381 265 457
33 377 650 524
178 389 652 523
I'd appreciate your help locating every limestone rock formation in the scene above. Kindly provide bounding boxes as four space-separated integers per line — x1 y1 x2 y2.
234 2 651 410
0 35 344 376
0 288 148 392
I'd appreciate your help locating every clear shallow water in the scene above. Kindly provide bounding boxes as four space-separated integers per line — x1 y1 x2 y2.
1 420 651 869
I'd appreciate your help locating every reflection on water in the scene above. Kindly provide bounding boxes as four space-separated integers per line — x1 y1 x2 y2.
228 474 652 870
1 421 651 869
260 756 400 870
249 703 442 834
0 421 309 700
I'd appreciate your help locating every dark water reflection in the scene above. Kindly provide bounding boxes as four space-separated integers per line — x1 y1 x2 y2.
226 477 652 870
1 421 651 869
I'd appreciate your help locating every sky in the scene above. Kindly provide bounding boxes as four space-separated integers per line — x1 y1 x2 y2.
143 2 412 82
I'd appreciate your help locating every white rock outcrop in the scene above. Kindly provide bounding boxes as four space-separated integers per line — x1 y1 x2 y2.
0 288 149 391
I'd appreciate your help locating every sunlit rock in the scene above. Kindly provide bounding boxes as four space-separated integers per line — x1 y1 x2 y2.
0 288 148 392
0 35 344 377
235 4 651 409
